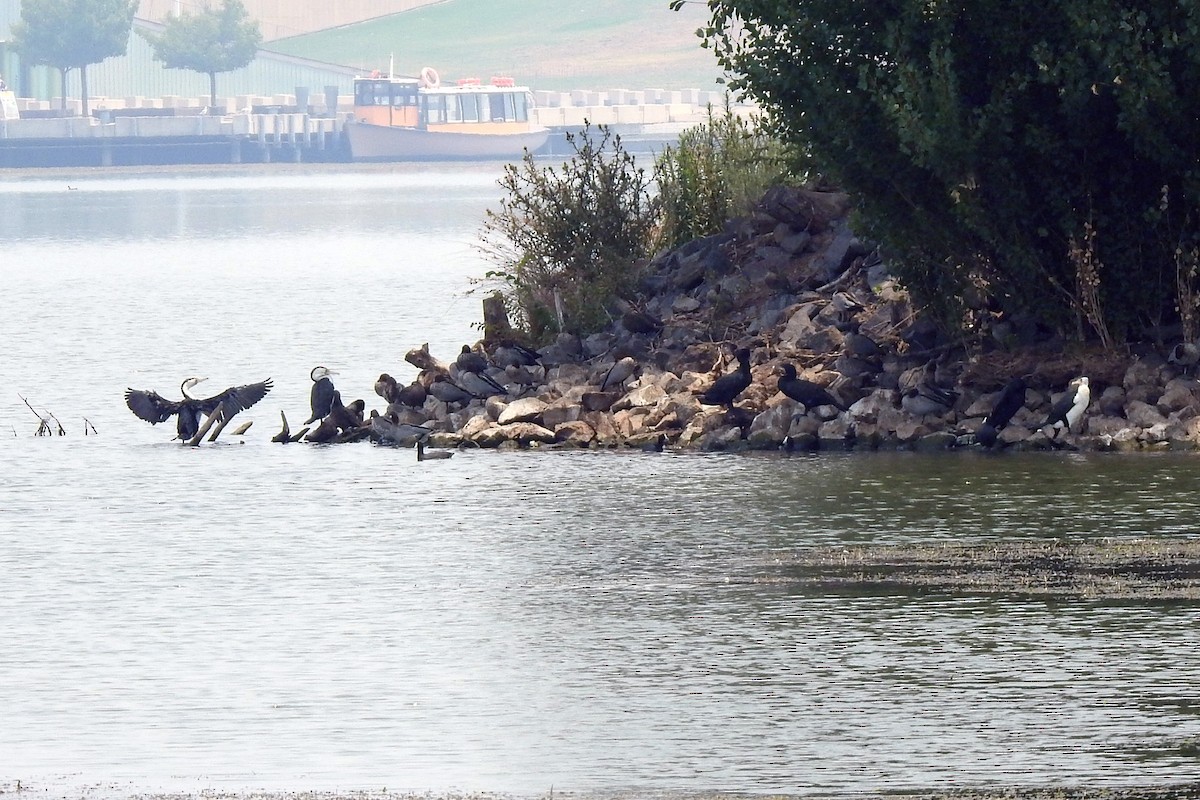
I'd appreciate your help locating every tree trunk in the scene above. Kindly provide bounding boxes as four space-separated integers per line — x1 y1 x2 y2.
80 65 89 117
209 72 217 109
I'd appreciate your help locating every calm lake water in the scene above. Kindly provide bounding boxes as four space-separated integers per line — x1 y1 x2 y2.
1 165 1199 799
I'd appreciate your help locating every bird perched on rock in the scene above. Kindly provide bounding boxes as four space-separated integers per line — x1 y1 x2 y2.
600 356 639 392
843 323 882 361
455 345 490 375
1044 376 1090 434
394 380 427 408
1169 342 1200 374
374 373 401 405
699 347 752 407
975 377 1027 447
305 366 339 425
777 363 845 411
458 369 507 398
901 383 958 417
621 308 663 336
492 341 541 369
428 374 475 406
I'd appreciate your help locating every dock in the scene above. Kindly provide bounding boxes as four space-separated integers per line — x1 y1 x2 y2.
0 88 750 168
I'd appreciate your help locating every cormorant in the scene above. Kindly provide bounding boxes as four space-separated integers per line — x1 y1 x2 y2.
1044 376 1090 433
458 369 507 398
777 364 845 411
975 377 1027 447
305 366 339 425
374 373 401 404
126 376 272 441
428 374 475 406
455 345 490 374
901 384 958 417
492 341 541 369
699 347 752 407
396 380 427 408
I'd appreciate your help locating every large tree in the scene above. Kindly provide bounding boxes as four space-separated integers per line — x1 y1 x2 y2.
696 1 1200 345
10 0 138 117
142 0 263 108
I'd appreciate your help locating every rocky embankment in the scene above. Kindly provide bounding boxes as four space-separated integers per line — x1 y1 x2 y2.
356 185 1200 453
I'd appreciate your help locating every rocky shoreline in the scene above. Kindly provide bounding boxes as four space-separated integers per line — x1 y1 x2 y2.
346 186 1200 455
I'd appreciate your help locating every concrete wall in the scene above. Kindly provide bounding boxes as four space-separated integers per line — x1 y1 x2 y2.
136 0 442 40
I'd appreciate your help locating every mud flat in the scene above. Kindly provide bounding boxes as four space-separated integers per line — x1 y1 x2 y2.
766 538 1200 601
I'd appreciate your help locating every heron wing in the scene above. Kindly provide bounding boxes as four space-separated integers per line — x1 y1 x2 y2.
125 388 181 424
200 378 273 416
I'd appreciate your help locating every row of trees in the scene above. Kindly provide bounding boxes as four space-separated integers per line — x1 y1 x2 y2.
689 0 1200 347
10 0 262 115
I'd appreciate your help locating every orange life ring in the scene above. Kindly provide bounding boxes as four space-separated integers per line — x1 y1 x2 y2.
420 66 440 88
370 69 381 79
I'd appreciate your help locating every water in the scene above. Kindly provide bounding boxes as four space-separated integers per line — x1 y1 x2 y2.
1 165 1199 798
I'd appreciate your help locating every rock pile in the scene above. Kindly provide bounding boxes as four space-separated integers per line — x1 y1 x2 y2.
374 186 1200 453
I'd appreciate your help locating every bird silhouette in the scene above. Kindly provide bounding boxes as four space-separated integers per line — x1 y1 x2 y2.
699 348 752 407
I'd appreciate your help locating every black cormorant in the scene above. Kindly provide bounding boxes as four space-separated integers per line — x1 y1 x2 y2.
126 376 272 441
777 364 845 411
455 345 490 374
305 366 338 424
975 377 1027 447
699 348 752 407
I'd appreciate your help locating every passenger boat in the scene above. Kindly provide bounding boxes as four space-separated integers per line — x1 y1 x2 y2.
344 68 549 161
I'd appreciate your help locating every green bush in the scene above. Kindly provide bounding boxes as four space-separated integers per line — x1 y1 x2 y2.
480 124 658 343
653 101 792 250
699 0 1200 343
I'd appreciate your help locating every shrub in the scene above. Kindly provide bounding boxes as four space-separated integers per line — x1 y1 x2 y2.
653 101 792 250
480 124 657 343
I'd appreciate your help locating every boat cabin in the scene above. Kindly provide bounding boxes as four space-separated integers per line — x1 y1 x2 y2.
353 74 535 133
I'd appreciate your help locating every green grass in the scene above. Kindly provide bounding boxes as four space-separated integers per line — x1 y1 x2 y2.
266 0 725 91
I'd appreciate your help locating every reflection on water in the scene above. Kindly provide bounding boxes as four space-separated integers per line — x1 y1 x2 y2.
1 166 1199 797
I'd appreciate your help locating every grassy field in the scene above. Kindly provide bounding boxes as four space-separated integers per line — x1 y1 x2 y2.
266 0 726 92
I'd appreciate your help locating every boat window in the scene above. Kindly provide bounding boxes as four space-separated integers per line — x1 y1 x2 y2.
445 94 461 122
391 83 417 107
515 91 530 122
489 92 508 122
461 93 481 122
423 94 447 124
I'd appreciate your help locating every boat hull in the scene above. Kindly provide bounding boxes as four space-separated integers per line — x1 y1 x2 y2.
345 121 549 161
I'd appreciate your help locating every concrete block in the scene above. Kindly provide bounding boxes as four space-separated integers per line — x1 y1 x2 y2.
162 95 182 108
586 106 617 125
613 105 644 124
570 89 588 106
667 103 702 123
561 106 590 126
532 107 564 126
229 114 251 134
641 104 670 124
115 116 137 136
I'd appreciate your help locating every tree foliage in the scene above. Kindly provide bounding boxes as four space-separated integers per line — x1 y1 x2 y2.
11 0 137 116
480 124 658 343
142 0 262 107
699 0 1200 343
